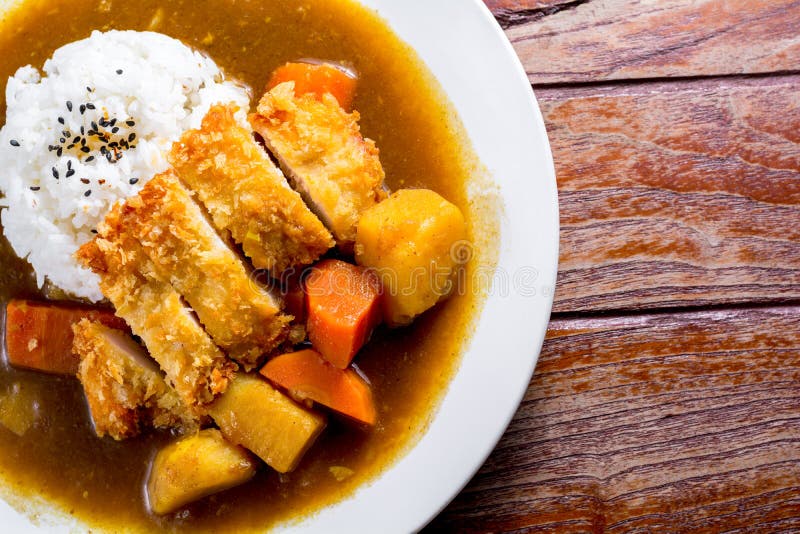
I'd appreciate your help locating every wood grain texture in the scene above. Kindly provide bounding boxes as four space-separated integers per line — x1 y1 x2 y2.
539 75 800 313
484 0 571 9
500 0 800 84
429 306 800 532
483 0 575 29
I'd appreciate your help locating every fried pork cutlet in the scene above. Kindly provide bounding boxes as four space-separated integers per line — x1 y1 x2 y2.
122 171 290 369
76 208 235 408
74 319 202 440
250 82 387 250
170 104 334 274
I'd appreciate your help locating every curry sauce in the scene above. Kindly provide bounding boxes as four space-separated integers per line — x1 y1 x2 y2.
0 0 496 530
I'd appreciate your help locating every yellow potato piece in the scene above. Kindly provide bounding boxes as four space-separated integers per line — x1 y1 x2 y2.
147 428 256 515
355 189 468 326
209 374 326 473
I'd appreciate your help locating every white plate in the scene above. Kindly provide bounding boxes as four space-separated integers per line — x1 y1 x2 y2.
0 0 558 531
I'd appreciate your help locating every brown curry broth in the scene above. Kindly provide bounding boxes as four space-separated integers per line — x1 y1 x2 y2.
0 0 486 530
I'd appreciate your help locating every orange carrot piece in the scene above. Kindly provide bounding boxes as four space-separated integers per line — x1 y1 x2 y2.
267 61 357 111
305 259 382 369
5 299 128 375
260 349 377 426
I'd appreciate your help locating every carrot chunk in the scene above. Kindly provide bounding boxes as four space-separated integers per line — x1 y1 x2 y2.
261 349 377 426
267 61 357 111
5 299 128 375
304 259 382 369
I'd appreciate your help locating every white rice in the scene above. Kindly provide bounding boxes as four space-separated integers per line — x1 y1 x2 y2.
0 30 250 302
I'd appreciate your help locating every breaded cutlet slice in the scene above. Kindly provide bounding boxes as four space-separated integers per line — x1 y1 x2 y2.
250 82 387 250
170 104 334 274
122 171 290 369
73 319 202 440
76 208 236 408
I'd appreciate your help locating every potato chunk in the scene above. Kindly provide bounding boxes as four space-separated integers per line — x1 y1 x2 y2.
147 428 256 515
355 189 468 326
209 374 326 473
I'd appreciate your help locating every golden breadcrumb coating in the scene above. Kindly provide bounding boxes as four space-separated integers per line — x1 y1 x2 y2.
251 82 387 249
74 319 202 440
170 104 334 274
120 170 290 369
76 206 235 408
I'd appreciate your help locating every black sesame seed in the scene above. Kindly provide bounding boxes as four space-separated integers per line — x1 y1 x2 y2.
66 101 73 112
52 168 59 179
80 178 90 184
72 136 80 144
57 117 65 125
29 186 40 191
9 139 19 147
109 119 117 127
111 127 119 134
100 146 107 154
86 86 92 92
66 169 75 178
86 103 95 110
91 229 98 234
128 133 136 142
62 131 70 137
67 144 75 150
125 120 135 127
85 156 95 162
116 69 123 74
59 138 66 144
84 190 92 197
79 105 86 114
109 142 118 149
80 126 85 135
120 139 129 149
98 118 107 127
91 121 98 131
129 177 139 185
80 146 90 153
81 138 87 146
56 147 63 157
67 160 72 169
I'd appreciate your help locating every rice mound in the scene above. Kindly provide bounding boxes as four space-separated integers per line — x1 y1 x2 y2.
0 30 250 301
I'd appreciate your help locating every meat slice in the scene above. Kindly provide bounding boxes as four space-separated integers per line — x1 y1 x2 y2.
76 208 235 408
73 319 203 440
120 170 290 369
170 104 334 274
250 82 387 249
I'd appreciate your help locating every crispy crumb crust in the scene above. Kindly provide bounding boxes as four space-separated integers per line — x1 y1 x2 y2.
121 170 290 369
251 82 387 249
76 206 236 408
73 319 203 440
170 104 334 274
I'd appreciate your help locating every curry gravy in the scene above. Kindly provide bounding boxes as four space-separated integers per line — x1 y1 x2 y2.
0 0 496 530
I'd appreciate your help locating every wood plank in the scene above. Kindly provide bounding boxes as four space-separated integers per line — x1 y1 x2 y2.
483 0 574 29
496 0 800 84
485 0 570 9
428 306 800 532
539 75 800 313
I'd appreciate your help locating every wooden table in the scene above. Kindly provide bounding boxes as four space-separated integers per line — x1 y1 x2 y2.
428 1 800 531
